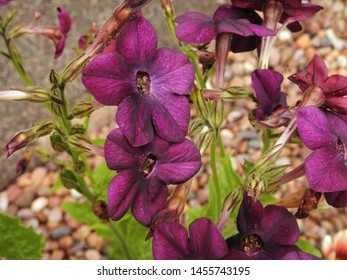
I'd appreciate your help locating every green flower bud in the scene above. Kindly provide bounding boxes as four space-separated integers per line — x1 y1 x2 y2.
60 169 79 190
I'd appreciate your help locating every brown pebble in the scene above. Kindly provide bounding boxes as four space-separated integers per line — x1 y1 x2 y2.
86 233 104 251
6 204 18 216
16 173 32 188
48 196 62 208
85 249 101 260
35 212 48 223
73 225 91 241
14 190 35 208
46 241 59 251
51 249 65 260
6 184 21 202
295 33 311 49
58 235 74 250
31 167 48 188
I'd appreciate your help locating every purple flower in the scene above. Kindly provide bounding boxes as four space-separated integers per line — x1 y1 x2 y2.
251 69 292 128
152 218 250 260
105 128 201 226
289 55 347 115
232 0 322 32
297 107 347 193
175 4 275 47
0 0 13 7
82 15 194 147
227 194 317 259
325 190 347 208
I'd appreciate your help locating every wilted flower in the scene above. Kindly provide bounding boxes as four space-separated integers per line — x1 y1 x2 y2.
104 128 201 226
153 218 250 260
0 0 13 7
227 194 317 259
289 55 347 114
297 107 347 193
251 69 292 128
325 190 347 208
11 7 72 58
83 15 194 147
175 4 274 48
322 229 347 260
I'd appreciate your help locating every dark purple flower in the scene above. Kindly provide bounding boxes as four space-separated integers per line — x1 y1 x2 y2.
82 15 194 147
152 218 249 260
297 107 347 193
232 0 322 32
0 0 13 7
105 128 201 226
251 69 292 128
325 190 347 208
289 55 347 115
227 194 317 259
175 4 275 47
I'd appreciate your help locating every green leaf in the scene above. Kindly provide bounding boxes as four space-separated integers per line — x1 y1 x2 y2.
0 213 45 260
187 205 208 225
296 238 322 258
62 202 99 226
92 161 115 201
50 175 62 192
92 138 105 147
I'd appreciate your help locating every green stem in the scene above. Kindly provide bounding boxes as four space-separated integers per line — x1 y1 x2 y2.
210 139 222 213
108 222 133 260
76 173 95 203
217 133 226 158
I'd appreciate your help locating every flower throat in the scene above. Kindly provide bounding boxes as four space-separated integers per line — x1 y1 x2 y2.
136 71 150 95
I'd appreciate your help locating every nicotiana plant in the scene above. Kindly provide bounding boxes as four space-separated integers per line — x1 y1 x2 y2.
0 0 345 260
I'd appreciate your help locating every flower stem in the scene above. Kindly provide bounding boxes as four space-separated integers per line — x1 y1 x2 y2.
210 139 222 214
108 222 133 260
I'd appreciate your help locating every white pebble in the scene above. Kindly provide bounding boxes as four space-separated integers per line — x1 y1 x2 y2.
0 192 9 212
31 197 49 212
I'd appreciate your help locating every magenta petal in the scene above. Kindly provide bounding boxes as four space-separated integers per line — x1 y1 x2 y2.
260 205 299 245
151 93 190 137
82 52 134 106
57 7 72 34
325 97 347 114
150 48 195 96
282 250 319 260
132 179 168 226
216 19 253 37
325 190 347 208
224 250 251 260
153 139 201 184
237 195 263 234
307 55 329 86
305 148 347 192
282 4 323 24
54 36 66 59
288 72 311 92
153 222 190 260
189 218 228 259
322 75 347 96
297 107 335 149
104 128 142 171
116 15 157 65
117 95 154 147
175 12 216 44
107 171 141 220
150 99 186 143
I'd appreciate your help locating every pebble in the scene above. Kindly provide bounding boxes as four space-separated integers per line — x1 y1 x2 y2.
295 33 311 49
48 207 63 223
6 204 18 216
48 196 61 208
51 249 65 260
58 235 74 250
17 208 34 219
14 190 35 208
85 249 101 260
238 130 258 140
6 184 21 202
73 225 91 241
51 226 72 240
0 192 9 212
31 197 49 212
16 173 32 188
326 28 345 50
31 167 48 188
86 233 104 251
23 218 39 229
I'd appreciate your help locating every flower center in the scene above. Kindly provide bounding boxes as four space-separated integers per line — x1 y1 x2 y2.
141 154 157 177
337 138 346 159
241 234 264 254
136 71 151 96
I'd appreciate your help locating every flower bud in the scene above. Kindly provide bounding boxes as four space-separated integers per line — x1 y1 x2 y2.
59 169 79 189
50 131 69 152
71 100 102 119
49 69 61 85
188 119 205 136
69 124 86 135
68 134 105 157
196 130 214 155
92 200 109 222
191 89 209 119
210 99 224 129
0 88 51 103
2 120 53 157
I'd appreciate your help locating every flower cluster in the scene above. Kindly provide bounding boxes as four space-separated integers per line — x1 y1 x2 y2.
152 195 317 260
82 14 201 226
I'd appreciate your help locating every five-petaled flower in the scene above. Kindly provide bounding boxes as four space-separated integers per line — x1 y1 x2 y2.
104 128 201 226
297 107 347 193
227 194 318 259
289 55 347 114
175 4 275 51
152 217 250 260
82 15 195 147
